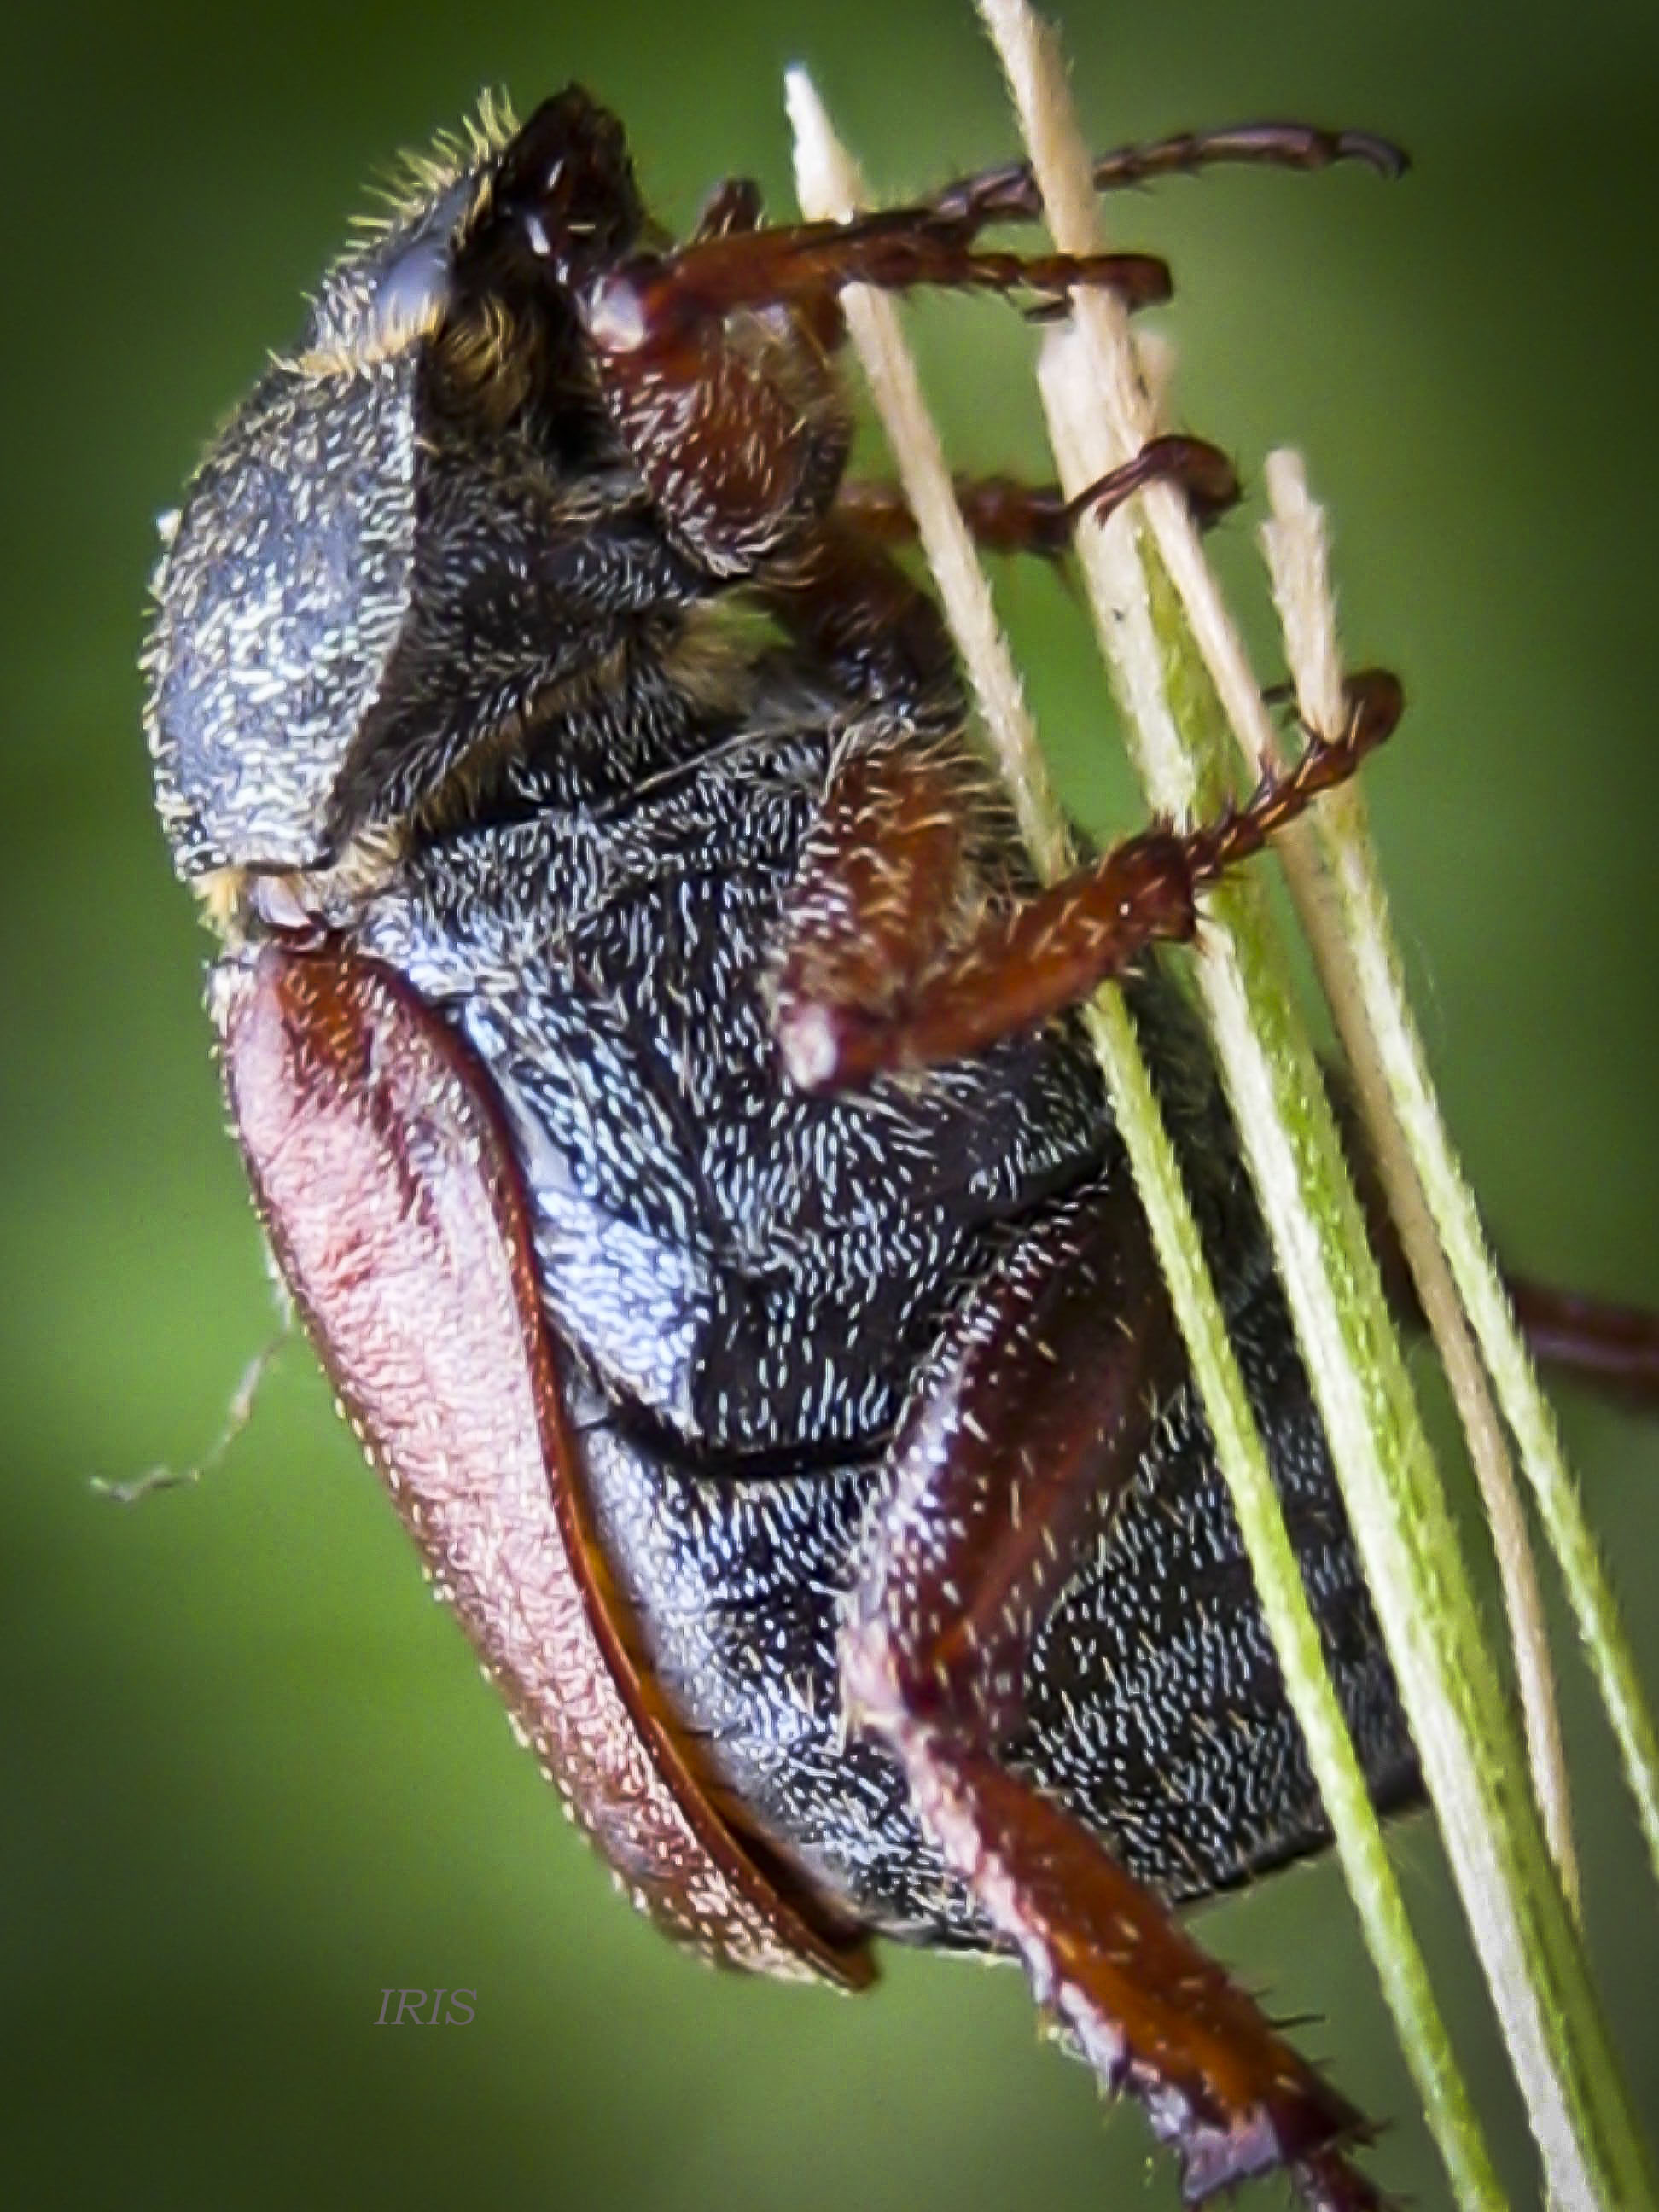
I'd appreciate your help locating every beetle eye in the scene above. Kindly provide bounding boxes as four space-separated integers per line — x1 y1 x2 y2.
359 226 454 355
304 178 472 370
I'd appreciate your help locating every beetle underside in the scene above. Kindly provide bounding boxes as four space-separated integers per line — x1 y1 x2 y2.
144 86 1659 2212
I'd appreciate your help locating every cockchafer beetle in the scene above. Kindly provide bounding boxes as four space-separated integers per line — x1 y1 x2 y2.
142 87 1659 2208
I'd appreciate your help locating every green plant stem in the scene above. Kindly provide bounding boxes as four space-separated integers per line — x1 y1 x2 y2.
788 61 1502 2212
1078 996 1506 2212
1315 785 1659 1893
990 0 1654 2187
1259 456 1577 1917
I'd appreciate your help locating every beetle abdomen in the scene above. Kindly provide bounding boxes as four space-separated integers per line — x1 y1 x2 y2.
354 728 1115 1458
576 1266 1418 1943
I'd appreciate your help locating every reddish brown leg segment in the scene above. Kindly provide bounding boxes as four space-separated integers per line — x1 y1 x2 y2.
843 1178 1380 2207
692 120 1403 261
1333 1077 1659 1408
771 738 976 1042
768 439 1236 713
760 517 962 712
926 119 1406 230
586 217 1171 351
530 105 1393 584
777 672 1402 1090
1504 1279 1659 1405
580 302 847 574
835 434 1240 556
581 218 1170 572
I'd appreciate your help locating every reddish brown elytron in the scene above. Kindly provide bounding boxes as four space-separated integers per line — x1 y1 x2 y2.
221 945 870 1987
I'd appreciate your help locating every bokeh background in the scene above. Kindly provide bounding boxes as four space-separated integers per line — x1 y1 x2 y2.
5 1 1657 2206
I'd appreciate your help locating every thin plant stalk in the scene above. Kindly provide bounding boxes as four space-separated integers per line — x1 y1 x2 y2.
1262 448 1659 1898
1259 453 1576 1914
1323 820 1659 1895
977 0 1652 2199
788 64 1502 2212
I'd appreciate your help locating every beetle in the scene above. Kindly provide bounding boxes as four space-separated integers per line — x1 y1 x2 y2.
141 86 1659 2210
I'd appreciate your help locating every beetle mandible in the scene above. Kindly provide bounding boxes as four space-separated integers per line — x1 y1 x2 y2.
142 87 1659 2209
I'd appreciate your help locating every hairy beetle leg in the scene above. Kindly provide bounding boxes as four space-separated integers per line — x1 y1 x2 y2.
926 119 1407 230
687 119 1406 267
578 220 1169 573
774 436 1237 707
835 434 1240 556
770 736 975 1039
776 671 1402 1090
506 104 1397 596
844 1176 1382 2206
586 219 1171 357
767 442 1242 1079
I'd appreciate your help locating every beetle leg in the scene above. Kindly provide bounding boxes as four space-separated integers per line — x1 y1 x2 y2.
574 273 852 575
771 731 982 1031
763 517 963 715
770 489 1252 1027
1334 1081 1659 1406
1501 1279 1659 1403
776 672 1402 1091
843 1177 1382 2208
574 218 1166 573
756 439 1237 723
835 473 1075 559
585 218 1170 345
923 120 1406 232
835 435 1240 556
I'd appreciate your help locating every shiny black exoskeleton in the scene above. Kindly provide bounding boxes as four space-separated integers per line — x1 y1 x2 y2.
342 696 1413 1936
143 77 1426 2145
144 98 1414 1954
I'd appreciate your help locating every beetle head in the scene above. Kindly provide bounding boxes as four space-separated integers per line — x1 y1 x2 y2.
144 89 647 899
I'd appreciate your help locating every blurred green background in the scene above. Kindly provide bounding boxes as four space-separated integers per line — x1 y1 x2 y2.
4 1 1657 2206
